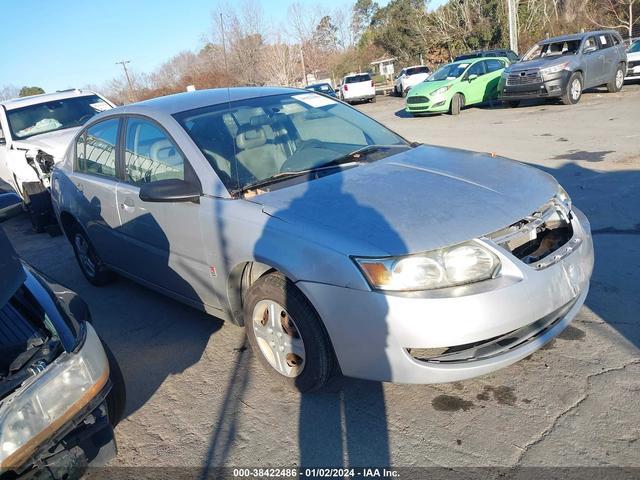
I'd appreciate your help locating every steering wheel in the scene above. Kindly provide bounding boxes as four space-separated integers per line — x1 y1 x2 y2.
280 139 344 173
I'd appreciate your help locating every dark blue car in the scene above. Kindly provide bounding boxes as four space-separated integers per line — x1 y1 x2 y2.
305 82 337 98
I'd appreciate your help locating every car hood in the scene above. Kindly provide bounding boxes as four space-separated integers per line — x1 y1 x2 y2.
12 127 81 161
410 79 455 96
627 51 640 61
0 226 25 308
255 145 559 256
509 56 572 72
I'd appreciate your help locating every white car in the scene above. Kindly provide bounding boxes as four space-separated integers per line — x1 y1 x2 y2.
0 89 113 231
625 40 640 81
394 65 431 97
338 73 376 104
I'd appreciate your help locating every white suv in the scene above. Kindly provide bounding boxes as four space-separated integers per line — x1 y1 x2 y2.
394 65 431 97
0 89 113 231
338 73 376 104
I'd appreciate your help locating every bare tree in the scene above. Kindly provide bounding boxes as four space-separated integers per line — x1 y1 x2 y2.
586 0 639 38
0 85 20 101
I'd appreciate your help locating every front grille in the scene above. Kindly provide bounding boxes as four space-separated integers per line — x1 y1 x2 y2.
488 199 574 269
407 96 429 105
407 299 576 364
506 70 542 86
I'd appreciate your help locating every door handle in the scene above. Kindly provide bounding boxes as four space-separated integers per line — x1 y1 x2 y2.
120 197 135 212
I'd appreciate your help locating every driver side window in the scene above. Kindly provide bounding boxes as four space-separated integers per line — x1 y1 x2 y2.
467 61 487 77
124 118 185 186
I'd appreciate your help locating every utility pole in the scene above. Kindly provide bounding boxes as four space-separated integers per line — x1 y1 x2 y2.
219 13 229 79
507 0 518 54
115 60 134 101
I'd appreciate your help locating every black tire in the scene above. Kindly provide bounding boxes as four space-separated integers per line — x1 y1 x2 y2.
506 100 520 108
370 95 377 103
244 272 335 393
450 93 463 115
393 86 399 96
70 227 116 286
607 64 625 93
401 88 408 98
561 72 583 105
102 340 126 427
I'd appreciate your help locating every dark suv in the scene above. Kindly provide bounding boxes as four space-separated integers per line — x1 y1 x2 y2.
499 30 627 106
455 49 520 63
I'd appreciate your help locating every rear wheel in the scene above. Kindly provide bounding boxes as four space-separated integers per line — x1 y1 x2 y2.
370 96 377 103
71 227 115 286
244 272 335 392
561 72 583 105
450 93 464 115
607 64 625 93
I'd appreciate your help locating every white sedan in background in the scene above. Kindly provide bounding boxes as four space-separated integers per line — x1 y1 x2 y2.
394 65 431 97
625 39 640 82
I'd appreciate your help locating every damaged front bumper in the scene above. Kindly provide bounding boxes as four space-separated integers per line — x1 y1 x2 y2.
9 390 116 480
298 205 594 384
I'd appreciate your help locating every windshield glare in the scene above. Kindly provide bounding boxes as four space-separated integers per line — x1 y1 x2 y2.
522 40 581 61
6 95 110 140
428 63 469 81
174 93 407 193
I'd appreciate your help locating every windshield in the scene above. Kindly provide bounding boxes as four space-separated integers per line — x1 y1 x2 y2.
427 62 469 81
522 40 581 61
6 95 111 140
308 84 334 93
629 41 640 53
406 66 430 75
174 92 408 193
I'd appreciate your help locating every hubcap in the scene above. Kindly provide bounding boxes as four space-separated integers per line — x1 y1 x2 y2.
616 70 624 89
74 234 96 277
571 79 581 100
252 300 305 377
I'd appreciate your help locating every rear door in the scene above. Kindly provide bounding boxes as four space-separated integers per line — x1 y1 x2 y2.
481 59 508 101
115 116 219 308
72 117 123 265
597 33 616 82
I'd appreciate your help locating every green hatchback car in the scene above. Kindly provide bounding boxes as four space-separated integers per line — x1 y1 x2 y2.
406 57 510 115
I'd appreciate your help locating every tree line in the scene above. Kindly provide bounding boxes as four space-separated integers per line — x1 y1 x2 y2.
1 0 638 103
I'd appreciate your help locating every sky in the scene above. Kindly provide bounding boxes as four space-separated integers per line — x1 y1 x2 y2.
1 0 446 93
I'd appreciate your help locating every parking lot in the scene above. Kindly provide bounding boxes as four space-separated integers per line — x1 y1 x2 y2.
3 84 640 469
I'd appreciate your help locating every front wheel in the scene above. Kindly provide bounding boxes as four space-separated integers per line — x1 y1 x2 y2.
71 228 116 286
607 64 625 93
561 73 583 105
102 340 126 427
244 273 335 392
450 93 463 115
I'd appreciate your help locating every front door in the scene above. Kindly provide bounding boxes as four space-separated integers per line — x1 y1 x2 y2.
115 116 220 309
463 60 488 105
583 36 605 88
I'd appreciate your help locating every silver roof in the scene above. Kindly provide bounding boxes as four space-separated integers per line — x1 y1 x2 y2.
540 30 620 44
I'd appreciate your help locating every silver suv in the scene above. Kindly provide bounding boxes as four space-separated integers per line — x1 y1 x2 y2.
499 30 627 106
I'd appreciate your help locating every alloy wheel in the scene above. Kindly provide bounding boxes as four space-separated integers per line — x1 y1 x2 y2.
252 300 305 377
615 69 624 90
74 233 96 278
571 79 581 101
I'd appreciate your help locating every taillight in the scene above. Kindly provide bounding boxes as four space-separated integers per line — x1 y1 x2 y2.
344 84 348 91
371 80 375 87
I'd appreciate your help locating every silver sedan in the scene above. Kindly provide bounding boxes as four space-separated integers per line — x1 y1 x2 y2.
51 87 594 391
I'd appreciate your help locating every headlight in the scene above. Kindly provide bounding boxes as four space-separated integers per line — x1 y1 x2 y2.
0 324 109 471
431 85 452 97
556 185 572 210
354 241 500 292
540 62 569 76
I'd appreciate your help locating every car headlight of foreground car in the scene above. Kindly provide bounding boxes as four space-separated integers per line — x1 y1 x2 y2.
540 62 570 76
354 241 500 292
430 85 452 99
0 324 109 471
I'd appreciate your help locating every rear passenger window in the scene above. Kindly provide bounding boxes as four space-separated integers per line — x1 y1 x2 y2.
75 118 119 179
124 118 185 185
598 34 612 49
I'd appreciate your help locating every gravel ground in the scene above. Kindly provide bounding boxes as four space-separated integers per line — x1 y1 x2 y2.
2 83 639 470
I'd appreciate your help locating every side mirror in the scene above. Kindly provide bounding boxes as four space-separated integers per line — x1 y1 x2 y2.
139 179 201 203
468 74 479 82
583 45 597 54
